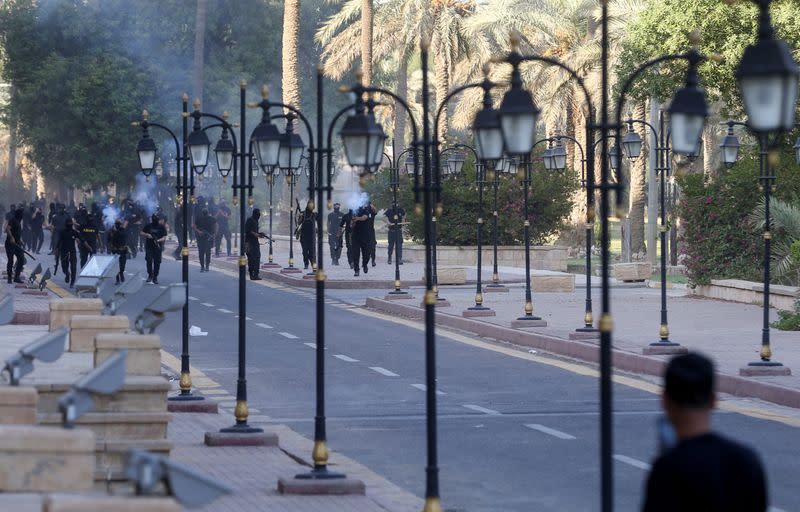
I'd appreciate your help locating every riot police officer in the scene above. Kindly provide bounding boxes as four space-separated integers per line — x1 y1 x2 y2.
78 211 99 268
109 219 129 284
142 214 167 284
327 203 344 265
245 208 267 280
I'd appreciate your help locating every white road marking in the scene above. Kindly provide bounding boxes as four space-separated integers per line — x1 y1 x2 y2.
411 383 445 396
369 366 399 377
462 404 501 416
201 302 214 307
304 342 317 349
218 308 234 314
334 354 359 362
769 507 787 512
613 454 651 471
159 286 167 289
278 332 298 339
255 323 273 329
188 296 199 301
246 316 253 320
524 424 576 440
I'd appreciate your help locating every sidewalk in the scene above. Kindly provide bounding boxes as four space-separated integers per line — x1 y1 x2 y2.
364 284 800 407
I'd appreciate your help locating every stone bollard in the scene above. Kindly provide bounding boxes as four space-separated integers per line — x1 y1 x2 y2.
0 387 38 425
49 298 103 332
69 315 129 353
612 262 653 282
0 426 95 492
94 334 161 376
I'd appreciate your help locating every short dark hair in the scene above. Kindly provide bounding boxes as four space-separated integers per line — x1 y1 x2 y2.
664 353 715 408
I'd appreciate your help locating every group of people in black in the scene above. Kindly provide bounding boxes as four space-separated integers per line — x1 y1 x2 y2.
327 201 405 277
3 196 170 287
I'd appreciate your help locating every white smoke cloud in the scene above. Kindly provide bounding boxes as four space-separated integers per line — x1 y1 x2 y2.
133 173 159 217
102 204 120 229
346 191 369 211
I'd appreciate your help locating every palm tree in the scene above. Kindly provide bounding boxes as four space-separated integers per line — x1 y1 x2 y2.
317 0 476 143
361 0 373 85
282 0 301 109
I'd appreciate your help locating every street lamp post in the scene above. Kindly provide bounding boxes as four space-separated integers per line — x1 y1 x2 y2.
134 103 210 410
483 156 515 293
383 146 414 299
732 0 798 374
622 117 687 354
281 138 305 275
554 134 598 336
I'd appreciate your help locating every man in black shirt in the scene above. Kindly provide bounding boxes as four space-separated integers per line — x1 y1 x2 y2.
384 204 406 265
351 205 374 277
78 211 100 268
339 209 354 269
30 207 44 254
298 200 316 270
58 218 80 288
142 214 167 284
193 208 216 272
244 208 266 280
642 353 768 512
109 219 129 284
4 208 25 284
215 200 232 257
327 203 344 266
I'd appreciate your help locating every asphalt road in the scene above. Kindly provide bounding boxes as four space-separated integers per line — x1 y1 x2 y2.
53 253 799 512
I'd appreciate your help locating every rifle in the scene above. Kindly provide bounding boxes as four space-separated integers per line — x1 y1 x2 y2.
13 242 35 260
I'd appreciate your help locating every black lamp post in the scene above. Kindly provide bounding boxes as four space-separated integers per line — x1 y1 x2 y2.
340 47 443 511
280 116 307 275
134 104 206 406
623 116 687 354
253 107 284 269
383 146 414 299
554 133 597 335
483 156 515 292
733 0 798 373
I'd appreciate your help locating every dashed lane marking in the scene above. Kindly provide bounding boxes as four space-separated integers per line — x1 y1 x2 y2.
303 342 318 349
524 424 576 440
411 384 445 396
188 296 198 301
278 332 298 339
463 404 501 416
201 302 215 307
369 366 399 377
218 308 234 314
255 323 273 329
613 454 651 471
334 354 359 363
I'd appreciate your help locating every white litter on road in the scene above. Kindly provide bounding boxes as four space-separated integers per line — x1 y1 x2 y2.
189 325 208 337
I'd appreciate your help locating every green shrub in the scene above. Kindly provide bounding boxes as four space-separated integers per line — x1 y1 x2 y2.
363 157 578 246
772 300 800 331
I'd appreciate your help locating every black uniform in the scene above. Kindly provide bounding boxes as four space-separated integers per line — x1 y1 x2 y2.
173 210 184 260
142 218 167 283
4 212 25 283
244 210 262 279
193 211 216 271
327 207 344 265
109 221 128 283
352 205 374 275
385 205 406 264
58 222 80 287
340 210 354 269
215 204 232 257
298 207 316 269
78 214 99 268
30 209 44 253
50 207 69 269
125 206 142 258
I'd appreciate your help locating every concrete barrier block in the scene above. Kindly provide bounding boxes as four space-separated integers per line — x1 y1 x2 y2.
49 299 103 331
94 334 161 376
612 262 652 282
47 494 181 512
69 315 129 352
0 426 94 492
0 387 38 425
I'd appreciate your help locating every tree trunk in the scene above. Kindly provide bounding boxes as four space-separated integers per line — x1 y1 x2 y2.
628 101 648 256
282 0 301 110
702 123 718 180
433 35 450 144
361 0 373 85
393 55 408 150
192 0 207 105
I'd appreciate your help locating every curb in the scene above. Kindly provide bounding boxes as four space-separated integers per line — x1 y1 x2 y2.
365 297 800 410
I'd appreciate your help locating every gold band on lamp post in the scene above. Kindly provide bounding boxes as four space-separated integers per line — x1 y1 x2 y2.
234 400 249 423
179 372 192 392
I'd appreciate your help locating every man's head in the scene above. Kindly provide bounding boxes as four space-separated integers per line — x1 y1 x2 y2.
201 208 209 217
252 208 261 220
333 202 340 212
662 353 716 438
114 219 122 229
13 208 23 221
151 214 159 225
